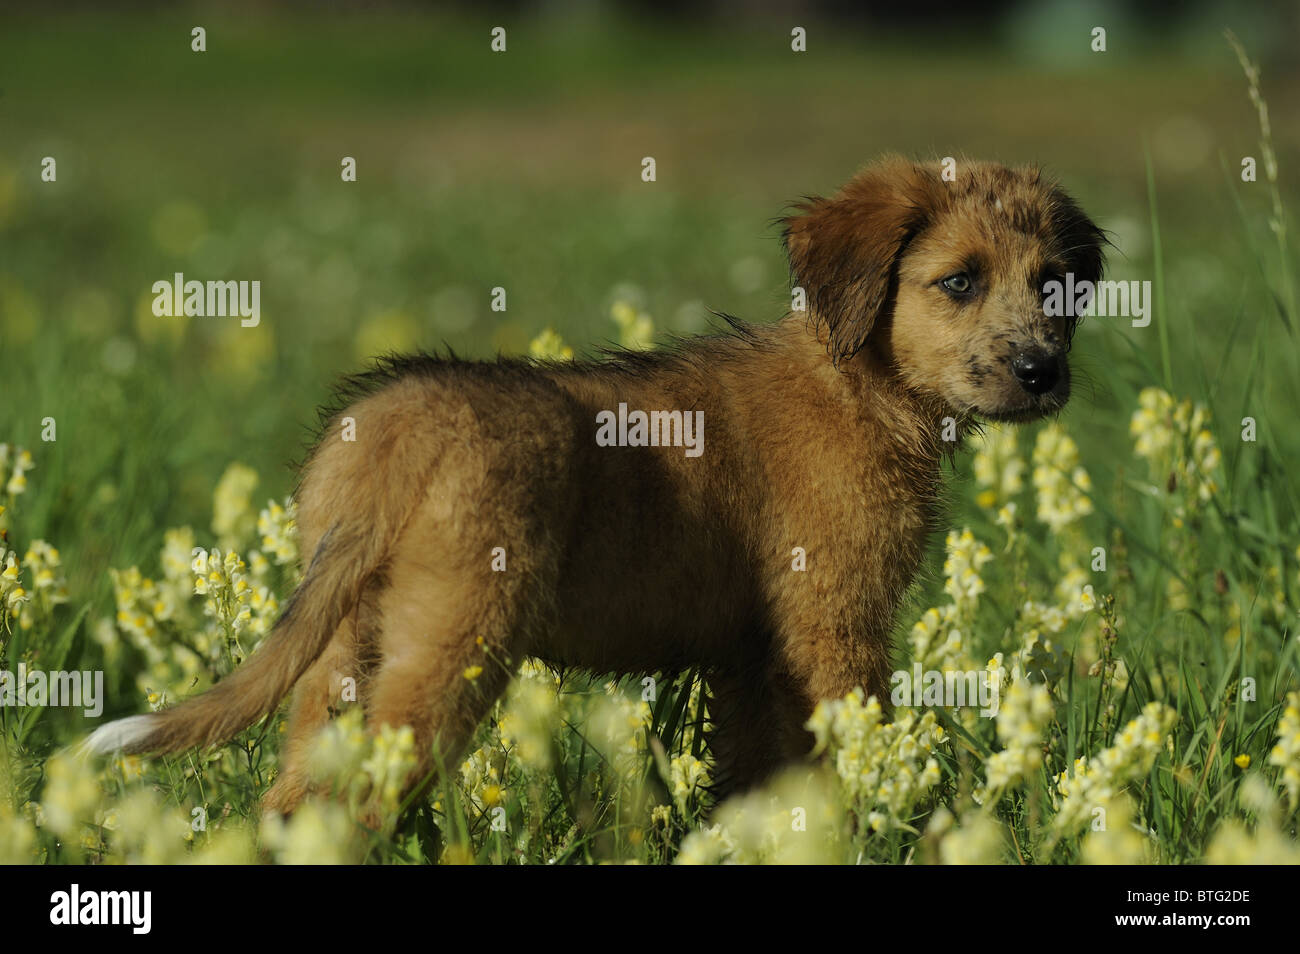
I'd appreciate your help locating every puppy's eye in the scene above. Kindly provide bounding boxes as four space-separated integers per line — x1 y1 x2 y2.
940 273 973 296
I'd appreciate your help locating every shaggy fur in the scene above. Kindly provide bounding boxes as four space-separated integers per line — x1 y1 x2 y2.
86 156 1104 817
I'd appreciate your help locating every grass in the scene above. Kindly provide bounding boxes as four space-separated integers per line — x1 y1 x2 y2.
0 10 1297 864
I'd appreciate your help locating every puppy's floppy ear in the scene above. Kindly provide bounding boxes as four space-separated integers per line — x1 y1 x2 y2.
1045 184 1108 343
783 158 939 362
1047 189 1107 286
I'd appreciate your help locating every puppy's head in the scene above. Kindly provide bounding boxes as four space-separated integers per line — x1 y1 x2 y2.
784 156 1105 421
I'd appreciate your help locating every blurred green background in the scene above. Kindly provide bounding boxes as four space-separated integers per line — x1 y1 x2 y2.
2 1 1298 609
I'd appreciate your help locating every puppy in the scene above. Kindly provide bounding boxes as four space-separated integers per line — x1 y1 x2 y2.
89 156 1104 815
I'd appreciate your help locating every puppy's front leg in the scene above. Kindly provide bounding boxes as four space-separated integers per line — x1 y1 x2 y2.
790 627 895 709
705 654 815 801
771 586 898 718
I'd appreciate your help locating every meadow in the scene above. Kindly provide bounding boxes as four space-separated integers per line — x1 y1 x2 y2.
1 10 1298 864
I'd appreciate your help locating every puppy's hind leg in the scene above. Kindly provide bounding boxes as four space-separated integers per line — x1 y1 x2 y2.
360 540 538 828
262 581 382 817
351 387 573 828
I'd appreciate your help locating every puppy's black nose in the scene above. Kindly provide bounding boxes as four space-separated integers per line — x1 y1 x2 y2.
1012 351 1060 395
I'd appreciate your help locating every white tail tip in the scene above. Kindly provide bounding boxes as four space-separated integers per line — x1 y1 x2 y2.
81 715 157 756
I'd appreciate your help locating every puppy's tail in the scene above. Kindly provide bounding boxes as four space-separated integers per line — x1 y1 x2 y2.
84 389 435 758
84 521 370 757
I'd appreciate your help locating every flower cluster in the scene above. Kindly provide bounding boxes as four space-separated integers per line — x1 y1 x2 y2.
528 328 574 360
1003 563 1098 687
17 540 68 624
192 546 280 650
192 548 254 636
588 686 652 780
1130 387 1222 503
92 789 193 864
677 672 709 753
308 707 370 785
1079 795 1153 864
1267 691 1300 812
107 570 206 702
910 530 995 676
943 528 994 613
0 450 69 633
459 739 507 814
100 463 293 703
928 808 1007 864
676 768 843 864
211 462 260 549
1052 702 1178 834
978 680 1054 800
669 753 710 815
160 527 197 592
806 690 944 830
498 677 561 771
109 566 174 654
1206 776 1300 863
904 530 996 727
39 752 102 842
1207 816 1300 863
611 300 655 350
0 444 34 496
909 604 960 671
1 547 29 621
257 497 299 567
1031 422 1094 532
971 425 1025 512
261 800 357 864
359 723 418 818
0 799 36 864
307 708 418 824
675 822 735 864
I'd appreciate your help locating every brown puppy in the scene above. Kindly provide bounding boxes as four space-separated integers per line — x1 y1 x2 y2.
88 156 1104 816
